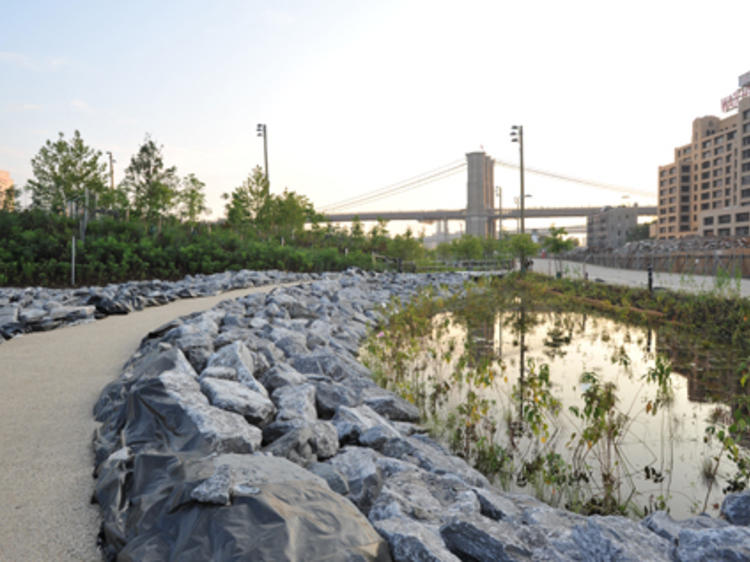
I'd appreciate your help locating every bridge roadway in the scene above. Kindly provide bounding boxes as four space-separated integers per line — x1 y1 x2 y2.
324 206 657 223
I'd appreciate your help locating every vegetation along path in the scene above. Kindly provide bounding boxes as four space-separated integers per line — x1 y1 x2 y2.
0 284 285 561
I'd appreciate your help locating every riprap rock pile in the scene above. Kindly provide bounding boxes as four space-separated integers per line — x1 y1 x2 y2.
91 269 750 561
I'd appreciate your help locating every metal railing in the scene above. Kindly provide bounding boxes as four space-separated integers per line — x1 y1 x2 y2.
565 251 750 278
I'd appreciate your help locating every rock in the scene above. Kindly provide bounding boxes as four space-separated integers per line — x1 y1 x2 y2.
440 515 534 561
642 510 729 545
206 341 268 398
363 394 420 422
190 463 232 505
99 452 390 562
373 518 460 562
369 469 480 525
272 383 318 423
721 490 750 526
327 446 385 515
307 462 350 495
313 379 361 418
540 515 673 561
380 435 490 489
259 363 306 393
263 420 339 465
674 525 750 561
331 404 400 445
124 370 262 455
199 377 276 426
264 424 316 466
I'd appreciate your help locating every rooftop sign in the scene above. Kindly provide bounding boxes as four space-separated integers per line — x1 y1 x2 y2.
721 86 750 112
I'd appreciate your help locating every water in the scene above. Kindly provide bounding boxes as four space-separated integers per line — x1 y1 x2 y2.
374 300 750 519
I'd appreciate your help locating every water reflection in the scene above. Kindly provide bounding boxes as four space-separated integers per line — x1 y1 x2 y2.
425 294 750 519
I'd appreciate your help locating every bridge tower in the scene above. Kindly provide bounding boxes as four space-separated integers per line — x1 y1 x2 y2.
465 151 495 238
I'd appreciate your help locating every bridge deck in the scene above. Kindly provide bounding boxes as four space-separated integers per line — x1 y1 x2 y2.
324 206 656 222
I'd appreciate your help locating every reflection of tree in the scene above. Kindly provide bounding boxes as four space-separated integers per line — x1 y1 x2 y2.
543 313 574 359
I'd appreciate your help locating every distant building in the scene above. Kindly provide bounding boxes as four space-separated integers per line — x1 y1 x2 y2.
0 170 13 210
657 71 750 239
586 206 637 249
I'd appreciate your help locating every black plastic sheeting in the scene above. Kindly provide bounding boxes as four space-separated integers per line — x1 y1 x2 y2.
95 451 390 561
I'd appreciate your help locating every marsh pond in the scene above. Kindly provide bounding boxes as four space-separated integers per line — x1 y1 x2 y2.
363 274 750 520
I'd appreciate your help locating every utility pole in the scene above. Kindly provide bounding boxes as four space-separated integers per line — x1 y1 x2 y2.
510 125 525 235
257 123 269 186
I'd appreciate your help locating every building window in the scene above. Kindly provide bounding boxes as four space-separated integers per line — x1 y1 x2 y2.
728 131 736 140
701 192 710 200
743 149 750 159
701 203 710 210
718 228 731 236
742 188 750 198
737 226 749 236
718 214 731 224
704 217 714 225
736 212 750 222
743 175 750 186
705 229 714 236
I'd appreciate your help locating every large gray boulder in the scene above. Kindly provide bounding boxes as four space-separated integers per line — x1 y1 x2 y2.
199 377 276 426
96 452 392 562
721 490 750 526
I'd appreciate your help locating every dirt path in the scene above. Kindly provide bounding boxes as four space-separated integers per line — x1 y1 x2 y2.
0 285 282 561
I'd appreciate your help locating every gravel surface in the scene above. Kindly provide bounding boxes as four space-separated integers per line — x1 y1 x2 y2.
0 284 285 562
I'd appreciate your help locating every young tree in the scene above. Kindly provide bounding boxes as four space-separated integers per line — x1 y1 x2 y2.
178 173 208 224
120 136 179 225
26 130 107 214
223 166 270 230
506 233 540 273
542 226 576 276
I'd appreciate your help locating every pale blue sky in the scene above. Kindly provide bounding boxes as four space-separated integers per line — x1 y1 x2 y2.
2 0 750 233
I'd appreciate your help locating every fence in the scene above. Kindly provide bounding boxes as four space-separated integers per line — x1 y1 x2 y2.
566 250 750 278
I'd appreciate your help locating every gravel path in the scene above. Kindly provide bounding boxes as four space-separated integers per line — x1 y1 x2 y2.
534 258 750 297
0 284 283 561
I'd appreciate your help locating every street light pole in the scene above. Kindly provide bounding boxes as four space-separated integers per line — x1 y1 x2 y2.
510 125 525 235
256 123 269 185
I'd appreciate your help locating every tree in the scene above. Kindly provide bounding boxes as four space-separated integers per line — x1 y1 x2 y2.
223 166 270 230
26 130 107 215
120 136 179 225
223 166 319 242
178 173 208 224
542 226 576 276
506 233 540 273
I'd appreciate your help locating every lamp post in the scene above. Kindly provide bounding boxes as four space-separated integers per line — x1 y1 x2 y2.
256 123 269 184
513 194 532 234
510 125 525 234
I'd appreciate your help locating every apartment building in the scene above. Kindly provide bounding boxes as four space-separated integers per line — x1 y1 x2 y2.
657 73 750 239
586 206 637 249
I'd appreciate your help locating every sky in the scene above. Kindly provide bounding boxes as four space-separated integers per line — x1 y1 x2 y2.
2 0 750 235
